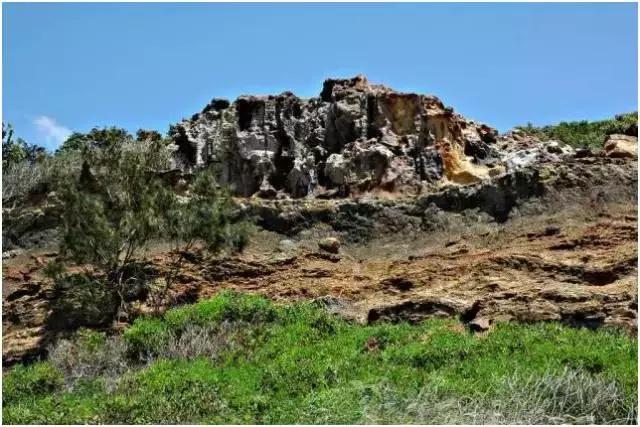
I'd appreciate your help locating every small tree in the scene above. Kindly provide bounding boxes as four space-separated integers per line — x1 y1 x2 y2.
149 169 251 309
2 122 51 205
53 136 251 317
3 122 47 167
136 129 163 143
56 127 132 155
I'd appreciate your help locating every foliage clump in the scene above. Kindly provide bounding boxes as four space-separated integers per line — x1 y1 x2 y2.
2 122 54 205
515 112 637 148
48 133 251 315
47 329 129 390
56 127 133 154
2 122 46 167
2 125 172 205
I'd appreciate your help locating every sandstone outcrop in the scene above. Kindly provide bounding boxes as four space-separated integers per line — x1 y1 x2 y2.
170 75 514 198
5 209 636 364
602 134 637 159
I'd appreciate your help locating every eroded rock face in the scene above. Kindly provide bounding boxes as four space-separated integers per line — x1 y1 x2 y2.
170 75 508 198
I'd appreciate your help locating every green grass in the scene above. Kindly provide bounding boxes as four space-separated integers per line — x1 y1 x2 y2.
3 291 637 424
516 112 637 148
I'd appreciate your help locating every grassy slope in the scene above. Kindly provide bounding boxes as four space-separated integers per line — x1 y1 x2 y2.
516 112 637 148
3 292 637 424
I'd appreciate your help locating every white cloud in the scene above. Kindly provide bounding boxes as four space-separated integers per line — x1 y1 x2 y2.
34 116 72 149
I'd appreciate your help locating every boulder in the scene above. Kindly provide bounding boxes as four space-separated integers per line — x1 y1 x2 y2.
278 239 297 253
468 317 491 332
602 134 637 159
324 154 349 186
2 249 22 259
318 237 341 253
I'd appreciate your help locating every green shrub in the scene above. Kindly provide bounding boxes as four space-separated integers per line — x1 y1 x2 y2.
2 149 81 206
56 127 133 154
46 272 119 329
2 362 63 405
123 317 172 356
102 382 227 423
3 161 48 204
2 122 46 168
1 122 56 205
279 302 344 335
169 291 277 327
124 291 276 358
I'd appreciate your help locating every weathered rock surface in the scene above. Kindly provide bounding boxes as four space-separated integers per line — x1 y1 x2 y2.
170 75 526 198
244 155 636 241
4 201 637 364
2 202 60 250
602 134 637 159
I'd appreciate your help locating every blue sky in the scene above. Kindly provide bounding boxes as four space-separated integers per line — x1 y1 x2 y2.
3 3 638 151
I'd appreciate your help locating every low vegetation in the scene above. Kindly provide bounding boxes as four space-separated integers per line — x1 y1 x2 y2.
3 292 636 424
516 112 637 148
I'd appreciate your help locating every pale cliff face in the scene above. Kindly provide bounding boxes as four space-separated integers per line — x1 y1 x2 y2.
169 75 520 199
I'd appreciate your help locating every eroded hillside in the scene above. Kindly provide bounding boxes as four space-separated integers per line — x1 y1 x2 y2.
2 76 638 365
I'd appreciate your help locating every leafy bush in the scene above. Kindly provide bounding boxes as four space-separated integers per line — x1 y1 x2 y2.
2 148 83 208
2 122 46 167
45 271 120 329
145 322 247 361
101 359 231 424
2 362 63 406
54 138 171 271
124 291 276 357
163 291 278 326
135 129 163 143
515 112 637 148
1 123 77 205
56 127 133 154
2 160 49 204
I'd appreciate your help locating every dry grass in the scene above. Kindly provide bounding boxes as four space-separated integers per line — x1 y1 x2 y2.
2 161 50 204
47 330 129 391
364 369 637 425
151 322 244 361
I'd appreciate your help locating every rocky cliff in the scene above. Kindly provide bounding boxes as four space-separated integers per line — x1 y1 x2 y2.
3 77 637 365
169 75 526 199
